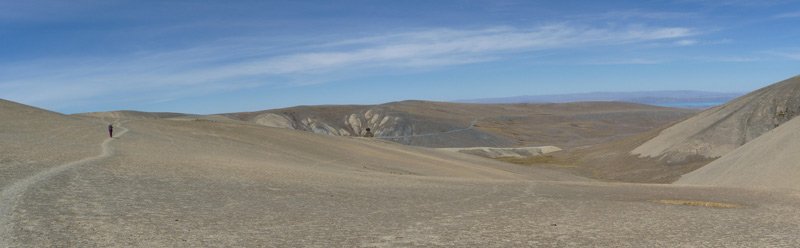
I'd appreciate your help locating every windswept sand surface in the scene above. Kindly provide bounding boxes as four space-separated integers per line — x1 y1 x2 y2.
2 100 800 246
0 99 105 190
677 116 800 190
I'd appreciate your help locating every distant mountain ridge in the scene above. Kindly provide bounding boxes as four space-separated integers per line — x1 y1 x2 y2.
458 91 743 109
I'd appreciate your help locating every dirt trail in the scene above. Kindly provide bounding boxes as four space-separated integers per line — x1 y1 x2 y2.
0 120 129 246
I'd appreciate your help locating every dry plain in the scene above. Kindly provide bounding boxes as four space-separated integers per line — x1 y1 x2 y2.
2 97 800 247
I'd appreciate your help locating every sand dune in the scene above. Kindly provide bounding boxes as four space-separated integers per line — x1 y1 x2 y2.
632 76 800 163
676 116 800 190
3 99 800 246
0 99 106 189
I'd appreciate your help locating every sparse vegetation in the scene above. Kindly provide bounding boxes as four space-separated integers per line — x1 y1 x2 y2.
654 199 741 209
495 155 573 167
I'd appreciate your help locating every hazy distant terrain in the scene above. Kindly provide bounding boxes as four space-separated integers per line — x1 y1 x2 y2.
459 91 742 109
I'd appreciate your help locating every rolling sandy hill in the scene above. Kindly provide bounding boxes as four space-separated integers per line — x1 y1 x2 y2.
0 99 105 189
4 98 800 246
676 116 800 190
226 101 695 149
632 76 800 163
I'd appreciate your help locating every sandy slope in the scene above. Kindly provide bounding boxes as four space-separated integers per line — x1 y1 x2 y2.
3 99 800 246
0 99 106 189
632 76 800 163
676 116 800 190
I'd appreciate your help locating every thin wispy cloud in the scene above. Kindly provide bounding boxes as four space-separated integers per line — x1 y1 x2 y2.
0 24 696 110
580 58 663 65
774 11 800 18
674 39 699 46
575 10 699 21
246 25 693 71
674 0 792 7
646 38 731 48
774 51 800 60
0 0 109 21
689 55 762 62
3 1 798 113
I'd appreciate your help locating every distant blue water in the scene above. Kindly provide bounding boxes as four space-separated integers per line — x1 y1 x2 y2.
650 101 728 109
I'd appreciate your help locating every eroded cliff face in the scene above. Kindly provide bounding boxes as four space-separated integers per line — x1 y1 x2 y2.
237 104 512 148
251 107 416 138
253 113 295 130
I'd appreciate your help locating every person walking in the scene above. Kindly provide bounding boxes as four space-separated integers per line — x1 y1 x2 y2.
108 124 114 138
363 128 374 138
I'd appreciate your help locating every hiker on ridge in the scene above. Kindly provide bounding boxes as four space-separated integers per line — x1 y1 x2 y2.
363 128 374 138
108 124 114 138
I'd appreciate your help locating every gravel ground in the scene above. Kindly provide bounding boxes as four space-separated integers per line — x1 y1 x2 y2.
2 106 799 247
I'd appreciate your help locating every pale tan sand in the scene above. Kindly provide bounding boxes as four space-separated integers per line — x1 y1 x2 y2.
0 99 106 190
2 99 800 247
676 116 800 190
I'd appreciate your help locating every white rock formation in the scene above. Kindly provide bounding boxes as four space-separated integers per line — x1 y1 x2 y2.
253 113 295 129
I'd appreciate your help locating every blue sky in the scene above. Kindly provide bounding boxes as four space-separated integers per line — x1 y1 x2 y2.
1 0 799 114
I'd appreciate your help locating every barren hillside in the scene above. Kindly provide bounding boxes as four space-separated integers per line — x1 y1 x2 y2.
632 76 800 163
2 99 800 246
676 116 800 190
0 99 105 189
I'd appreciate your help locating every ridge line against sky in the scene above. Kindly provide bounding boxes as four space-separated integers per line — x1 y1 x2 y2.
1 0 799 114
